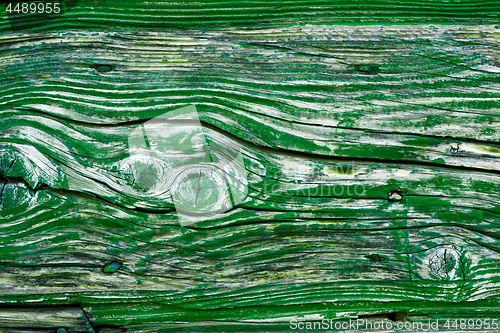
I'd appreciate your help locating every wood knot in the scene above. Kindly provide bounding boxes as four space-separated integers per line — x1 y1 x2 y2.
423 245 473 281
112 155 173 196
429 247 459 280
171 164 240 216
90 64 114 73
56 329 67 333
354 64 379 75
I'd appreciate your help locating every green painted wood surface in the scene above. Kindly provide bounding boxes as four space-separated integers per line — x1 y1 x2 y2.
1 0 500 331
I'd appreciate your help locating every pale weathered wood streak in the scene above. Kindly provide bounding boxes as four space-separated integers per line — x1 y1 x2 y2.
0 306 93 332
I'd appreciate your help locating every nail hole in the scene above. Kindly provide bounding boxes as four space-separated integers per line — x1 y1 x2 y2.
387 189 403 202
91 64 114 73
354 64 379 75
358 310 408 322
388 310 408 322
103 262 120 274
366 254 386 263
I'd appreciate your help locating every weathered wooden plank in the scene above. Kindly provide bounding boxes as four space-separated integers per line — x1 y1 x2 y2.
2 26 500 171
2 0 500 33
0 306 94 332
84 299 500 331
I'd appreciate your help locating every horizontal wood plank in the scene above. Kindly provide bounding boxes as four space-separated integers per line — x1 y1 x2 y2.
0 306 94 332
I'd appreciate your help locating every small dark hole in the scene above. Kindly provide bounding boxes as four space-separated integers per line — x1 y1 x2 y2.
358 310 408 322
366 254 386 263
354 64 379 75
91 64 114 73
388 310 408 322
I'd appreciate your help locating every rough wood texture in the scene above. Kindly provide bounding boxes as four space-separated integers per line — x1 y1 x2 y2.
1 0 500 331
0 306 94 332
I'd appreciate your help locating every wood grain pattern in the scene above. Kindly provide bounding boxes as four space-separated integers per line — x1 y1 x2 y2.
0 306 94 332
1 0 500 331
